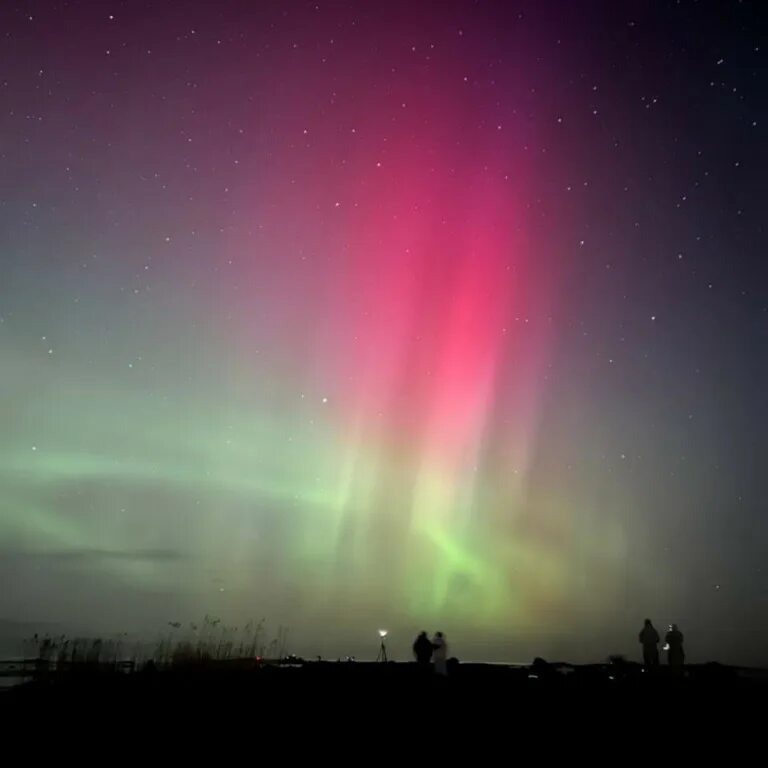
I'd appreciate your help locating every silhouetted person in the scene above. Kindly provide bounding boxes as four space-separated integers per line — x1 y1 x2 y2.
432 632 448 676
413 631 433 666
639 619 660 666
665 624 685 666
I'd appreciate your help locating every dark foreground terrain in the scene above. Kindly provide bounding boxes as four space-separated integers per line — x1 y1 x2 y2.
5 663 765 755
5 658 766 713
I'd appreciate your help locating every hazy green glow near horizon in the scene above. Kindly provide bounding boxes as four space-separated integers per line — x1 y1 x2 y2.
0 348 637 654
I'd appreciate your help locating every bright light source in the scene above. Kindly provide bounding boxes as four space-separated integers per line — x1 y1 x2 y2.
378 629 388 638
663 643 670 651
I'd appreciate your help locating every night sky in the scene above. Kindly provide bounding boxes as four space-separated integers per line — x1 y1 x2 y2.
1 1 766 665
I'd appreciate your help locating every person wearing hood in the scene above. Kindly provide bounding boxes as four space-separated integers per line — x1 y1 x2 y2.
413 631 433 667
638 618 660 666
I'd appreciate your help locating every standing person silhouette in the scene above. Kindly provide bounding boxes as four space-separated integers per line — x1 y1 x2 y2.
413 631 433 667
665 624 685 666
638 619 660 666
432 632 448 676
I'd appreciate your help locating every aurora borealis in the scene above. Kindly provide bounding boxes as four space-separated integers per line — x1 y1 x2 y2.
1 1 766 664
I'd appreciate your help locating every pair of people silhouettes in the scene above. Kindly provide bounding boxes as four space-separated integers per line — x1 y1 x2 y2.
639 619 685 666
413 631 448 675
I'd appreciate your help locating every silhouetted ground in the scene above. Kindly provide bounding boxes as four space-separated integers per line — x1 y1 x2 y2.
4 659 766 713
7 667 766 758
